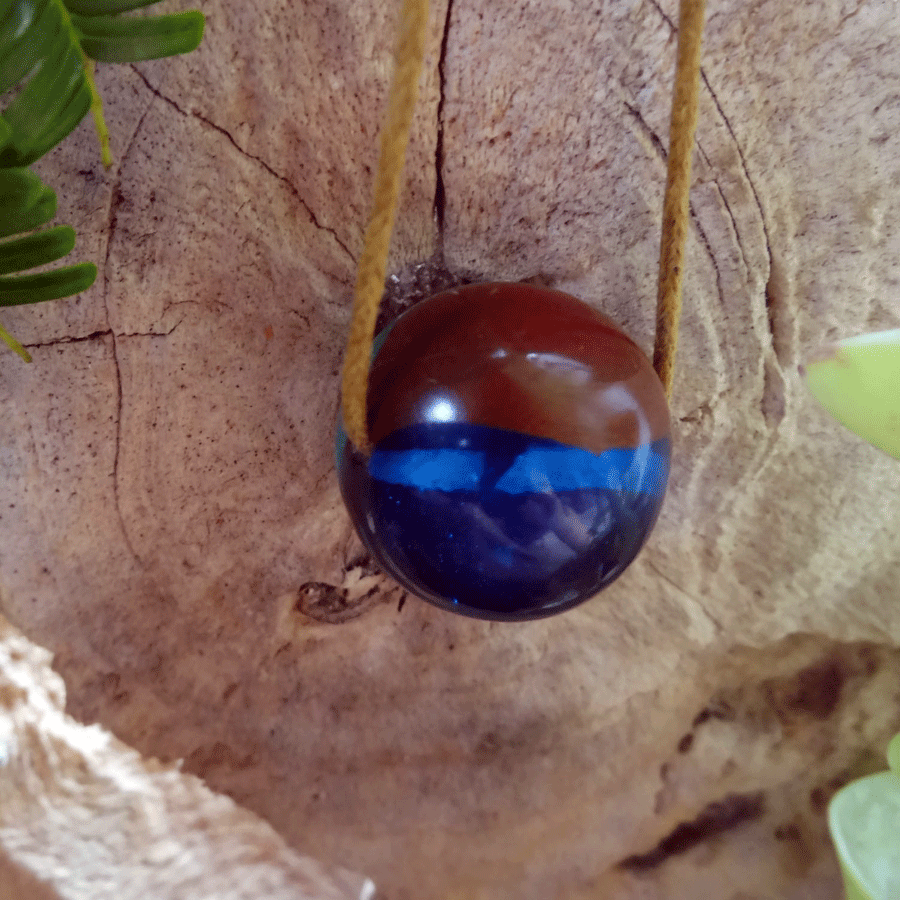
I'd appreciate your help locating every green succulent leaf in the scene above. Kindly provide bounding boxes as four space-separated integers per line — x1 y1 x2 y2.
829 739 900 900
804 329 900 459
889 734 900 776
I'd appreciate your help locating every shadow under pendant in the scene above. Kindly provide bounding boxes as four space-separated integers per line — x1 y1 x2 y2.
336 282 671 621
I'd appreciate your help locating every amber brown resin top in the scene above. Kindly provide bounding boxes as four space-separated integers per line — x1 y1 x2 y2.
366 282 670 456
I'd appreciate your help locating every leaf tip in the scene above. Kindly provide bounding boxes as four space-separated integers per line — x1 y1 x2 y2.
0 323 32 361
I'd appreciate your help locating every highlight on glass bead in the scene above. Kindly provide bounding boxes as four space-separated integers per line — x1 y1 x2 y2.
336 282 672 621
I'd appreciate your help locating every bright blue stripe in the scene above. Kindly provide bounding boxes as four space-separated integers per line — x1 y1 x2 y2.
370 444 668 496
494 445 667 495
370 448 486 491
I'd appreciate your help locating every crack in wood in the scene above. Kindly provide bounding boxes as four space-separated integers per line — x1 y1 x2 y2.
760 259 791 427
622 100 728 412
294 579 381 624
678 400 712 425
642 5 778 319
646 0 676 33
646 560 723 632
129 66 355 264
22 324 183 350
698 70 773 276
100 95 160 567
688 207 724 310
697 141 752 284
644 0 771 279
697 71 790 426
838 0 868 29
643 0 788 432
623 101 668 162
23 329 112 348
108 337 140 564
621 100 726 313
103 175 142 567
434 0 454 239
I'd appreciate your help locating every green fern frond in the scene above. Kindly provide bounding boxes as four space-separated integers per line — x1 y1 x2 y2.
0 0 93 167
65 0 178 14
70 7 205 63
0 0 203 358
0 0 204 166
0 264 98 305
0 224 77 273
0 168 58 238
0 167 98 303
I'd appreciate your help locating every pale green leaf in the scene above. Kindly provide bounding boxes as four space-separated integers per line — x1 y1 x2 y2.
804 329 900 459
829 771 900 900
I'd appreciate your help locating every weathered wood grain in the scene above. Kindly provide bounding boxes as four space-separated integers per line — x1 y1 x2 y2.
1 0 898 897
0 613 373 899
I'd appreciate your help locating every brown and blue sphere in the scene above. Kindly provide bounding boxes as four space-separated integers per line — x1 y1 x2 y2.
336 282 671 621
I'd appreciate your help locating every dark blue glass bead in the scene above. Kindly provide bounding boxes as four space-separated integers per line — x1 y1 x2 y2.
336 282 672 621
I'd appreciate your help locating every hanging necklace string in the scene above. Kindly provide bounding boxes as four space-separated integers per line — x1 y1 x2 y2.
653 0 707 396
341 0 706 454
340 0 432 456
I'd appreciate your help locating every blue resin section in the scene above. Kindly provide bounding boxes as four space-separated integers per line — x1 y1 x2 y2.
337 422 671 621
370 440 668 496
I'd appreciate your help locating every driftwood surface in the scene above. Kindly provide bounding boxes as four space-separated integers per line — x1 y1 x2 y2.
0 612 374 900
1 0 899 897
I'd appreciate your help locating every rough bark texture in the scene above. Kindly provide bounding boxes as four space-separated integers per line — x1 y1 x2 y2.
1 0 899 898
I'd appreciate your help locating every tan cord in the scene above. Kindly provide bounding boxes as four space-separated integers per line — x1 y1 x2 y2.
342 0 703 449
653 0 707 397
340 0 431 453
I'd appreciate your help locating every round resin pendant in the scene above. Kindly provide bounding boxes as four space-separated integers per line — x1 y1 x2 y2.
336 282 671 621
